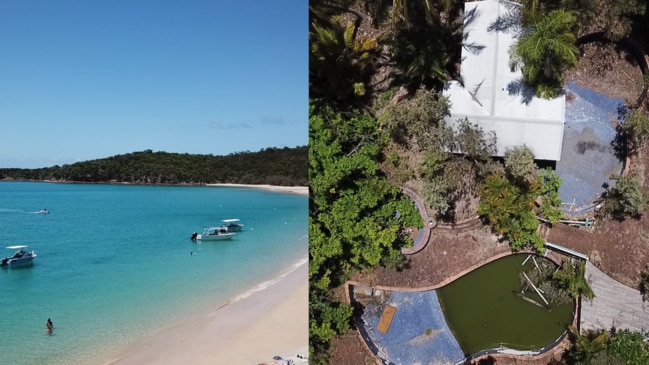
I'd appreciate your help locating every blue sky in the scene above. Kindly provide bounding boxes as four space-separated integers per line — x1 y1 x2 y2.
0 1 307 168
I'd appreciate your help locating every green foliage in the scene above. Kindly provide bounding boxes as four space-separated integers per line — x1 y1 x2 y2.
504 145 537 182
553 260 594 300
0 147 308 186
478 173 544 251
383 0 461 88
309 8 378 103
479 161 563 250
565 327 649 365
537 168 564 223
309 296 354 363
568 325 610 365
422 175 453 216
309 300 354 343
389 26 451 87
509 9 580 98
419 150 454 215
309 101 419 360
418 150 446 179
390 0 453 28
621 109 649 154
604 173 648 220
391 193 424 229
416 119 498 218
520 0 544 26
561 0 646 39
450 118 498 163
378 87 451 151
606 329 649 365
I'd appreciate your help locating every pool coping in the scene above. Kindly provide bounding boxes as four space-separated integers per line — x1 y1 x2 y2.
345 251 580 364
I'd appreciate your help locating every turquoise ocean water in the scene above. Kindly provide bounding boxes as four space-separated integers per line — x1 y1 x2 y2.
0 182 307 365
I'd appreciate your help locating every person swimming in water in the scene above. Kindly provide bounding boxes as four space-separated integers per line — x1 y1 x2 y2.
46 318 53 334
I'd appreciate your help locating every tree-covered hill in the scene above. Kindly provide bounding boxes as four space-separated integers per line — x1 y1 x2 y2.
0 146 308 186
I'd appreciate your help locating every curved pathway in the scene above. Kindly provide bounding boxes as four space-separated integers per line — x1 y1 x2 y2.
400 187 435 255
581 261 649 332
399 187 482 255
544 224 649 333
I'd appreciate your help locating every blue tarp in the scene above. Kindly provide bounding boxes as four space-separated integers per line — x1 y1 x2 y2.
557 82 625 209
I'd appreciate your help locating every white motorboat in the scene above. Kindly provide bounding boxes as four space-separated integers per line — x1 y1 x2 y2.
1 245 37 268
193 227 235 241
220 219 243 232
37 208 49 214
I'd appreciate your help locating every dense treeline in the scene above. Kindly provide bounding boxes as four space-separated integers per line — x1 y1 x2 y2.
0 146 308 186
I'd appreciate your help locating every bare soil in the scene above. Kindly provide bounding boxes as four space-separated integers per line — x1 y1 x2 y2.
565 41 647 107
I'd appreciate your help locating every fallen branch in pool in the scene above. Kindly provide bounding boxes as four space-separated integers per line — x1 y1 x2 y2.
522 271 550 306
519 294 549 310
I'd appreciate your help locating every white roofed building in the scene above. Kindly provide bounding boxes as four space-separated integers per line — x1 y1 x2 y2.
443 0 565 161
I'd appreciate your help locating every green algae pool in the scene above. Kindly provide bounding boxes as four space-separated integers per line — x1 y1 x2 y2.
437 254 574 355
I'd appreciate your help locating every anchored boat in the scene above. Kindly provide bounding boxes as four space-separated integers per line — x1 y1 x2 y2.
193 227 235 241
220 218 243 232
1 245 37 268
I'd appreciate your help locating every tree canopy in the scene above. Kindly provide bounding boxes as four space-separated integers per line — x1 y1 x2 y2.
509 9 580 98
309 101 421 363
604 172 648 220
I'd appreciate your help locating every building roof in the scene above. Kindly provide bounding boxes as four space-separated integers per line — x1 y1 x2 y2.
442 0 565 161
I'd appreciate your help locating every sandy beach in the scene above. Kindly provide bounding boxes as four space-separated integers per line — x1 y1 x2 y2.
206 183 309 197
105 262 308 365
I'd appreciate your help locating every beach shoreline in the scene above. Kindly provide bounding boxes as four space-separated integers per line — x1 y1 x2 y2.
103 259 308 365
2 180 309 197
206 183 308 197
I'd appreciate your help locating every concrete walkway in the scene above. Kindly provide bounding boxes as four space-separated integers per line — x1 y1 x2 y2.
400 187 435 255
581 262 649 332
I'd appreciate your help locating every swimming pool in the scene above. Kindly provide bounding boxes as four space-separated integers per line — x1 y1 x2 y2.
353 254 575 363
437 254 574 355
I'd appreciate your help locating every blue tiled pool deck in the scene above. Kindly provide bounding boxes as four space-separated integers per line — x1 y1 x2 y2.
357 289 465 365
557 82 625 212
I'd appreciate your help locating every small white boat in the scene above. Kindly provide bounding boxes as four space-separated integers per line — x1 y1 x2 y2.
220 219 243 232
193 227 235 241
38 208 49 214
1 245 37 268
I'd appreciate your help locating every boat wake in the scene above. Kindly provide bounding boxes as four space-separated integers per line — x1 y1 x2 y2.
0 208 25 214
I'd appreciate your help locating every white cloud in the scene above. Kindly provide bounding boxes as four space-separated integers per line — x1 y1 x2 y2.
208 121 253 130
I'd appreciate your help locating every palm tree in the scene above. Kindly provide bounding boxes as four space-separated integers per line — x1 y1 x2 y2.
553 259 595 301
568 325 609 365
309 5 378 102
363 0 455 28
509 9 580 98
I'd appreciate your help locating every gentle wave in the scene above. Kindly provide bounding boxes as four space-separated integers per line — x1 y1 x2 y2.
211 256 308 314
